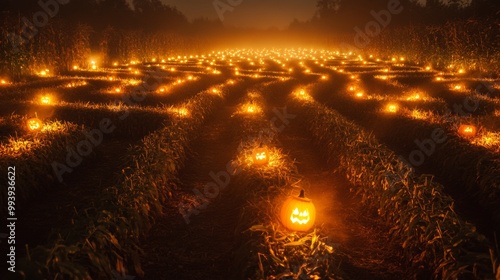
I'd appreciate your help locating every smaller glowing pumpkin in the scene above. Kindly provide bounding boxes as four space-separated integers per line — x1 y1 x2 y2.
280 190 316 232
458 125 477 138
386 103 399 113
27 118 43 131
252 145 269 166
40 96 51 104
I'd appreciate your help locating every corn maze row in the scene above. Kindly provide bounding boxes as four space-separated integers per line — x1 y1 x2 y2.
0 49 499 279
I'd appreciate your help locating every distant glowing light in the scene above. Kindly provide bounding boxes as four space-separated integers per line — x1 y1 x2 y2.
452 84 465 91
27 118 43 131
406 92 422 101
458 124 477 138
410 109 432 120
385 103 399 113
169 107 190 118
294 89 312 101
40 96 51 105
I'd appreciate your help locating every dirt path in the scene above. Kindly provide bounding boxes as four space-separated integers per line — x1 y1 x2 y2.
139 82 250 279
255 79 407 279
276 121 406 279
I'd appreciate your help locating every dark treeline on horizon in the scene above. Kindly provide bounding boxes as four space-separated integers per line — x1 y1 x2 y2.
0 0 193 33
0 0 499 77
0 0 499 32
311 0 499 28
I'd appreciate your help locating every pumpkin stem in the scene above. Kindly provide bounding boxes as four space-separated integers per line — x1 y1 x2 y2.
299 189 305 198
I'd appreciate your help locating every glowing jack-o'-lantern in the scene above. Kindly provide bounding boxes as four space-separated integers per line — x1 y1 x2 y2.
385 103 399 113
252 145 269 166
27 118 43 131
40 96 51 104
280 190 316 231
458 125 477 138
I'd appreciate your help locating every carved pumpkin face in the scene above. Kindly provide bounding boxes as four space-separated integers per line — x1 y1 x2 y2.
458 125 477 138
27 118 42 131
280 190 316 232
252 147 269 166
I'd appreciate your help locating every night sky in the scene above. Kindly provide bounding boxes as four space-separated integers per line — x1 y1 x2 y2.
160 0 317 29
